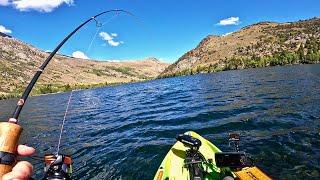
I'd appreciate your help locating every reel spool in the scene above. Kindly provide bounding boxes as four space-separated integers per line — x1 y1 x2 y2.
44 154 72 180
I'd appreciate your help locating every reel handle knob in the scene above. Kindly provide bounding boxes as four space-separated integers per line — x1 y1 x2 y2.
0 122 23 178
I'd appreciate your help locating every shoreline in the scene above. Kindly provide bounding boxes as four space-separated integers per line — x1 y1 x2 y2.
0 78 152 101
2 63 319 101
158 61 320 79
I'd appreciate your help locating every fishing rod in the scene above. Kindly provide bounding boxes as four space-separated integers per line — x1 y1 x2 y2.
0 9 134 179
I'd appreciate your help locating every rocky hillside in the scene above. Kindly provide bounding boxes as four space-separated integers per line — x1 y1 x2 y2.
0 36 168 99
160 17 320 77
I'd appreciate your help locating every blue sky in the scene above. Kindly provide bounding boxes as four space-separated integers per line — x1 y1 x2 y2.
0 0 319 63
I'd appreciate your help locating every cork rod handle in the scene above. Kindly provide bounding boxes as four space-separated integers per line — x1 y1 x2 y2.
0 122 23 178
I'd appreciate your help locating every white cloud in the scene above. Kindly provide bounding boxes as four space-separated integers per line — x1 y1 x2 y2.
72 51 89 59
217 17 240 26
0 0 9 6
108 40 120 47
107 60 120 62
222 32 233 37
99 32 123 47
99 32 113 41
0 25 12 34
9 0 74 12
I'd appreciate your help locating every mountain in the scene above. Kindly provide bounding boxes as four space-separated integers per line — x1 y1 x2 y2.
0 36 169 99
160 17 320 77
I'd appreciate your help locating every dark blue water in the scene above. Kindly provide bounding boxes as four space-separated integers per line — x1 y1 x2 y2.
0 64 320 179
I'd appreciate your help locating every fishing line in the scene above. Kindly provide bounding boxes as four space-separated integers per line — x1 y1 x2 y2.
86 27 102 54
56 90 74 155
28 155 44 161
86 12 120 53
85 11 151 56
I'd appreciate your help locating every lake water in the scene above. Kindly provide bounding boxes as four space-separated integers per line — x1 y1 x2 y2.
0 64 320 179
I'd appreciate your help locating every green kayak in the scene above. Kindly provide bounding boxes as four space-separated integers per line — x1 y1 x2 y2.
154 131 271 180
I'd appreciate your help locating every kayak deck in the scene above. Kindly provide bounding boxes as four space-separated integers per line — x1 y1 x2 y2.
154 131 233 180
154 131 272 180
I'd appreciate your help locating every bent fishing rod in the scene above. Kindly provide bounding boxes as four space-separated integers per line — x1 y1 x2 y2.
0 9 133 179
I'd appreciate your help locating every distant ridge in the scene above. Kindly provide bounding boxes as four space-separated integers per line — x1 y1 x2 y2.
0 36 169 99
160 17 320 78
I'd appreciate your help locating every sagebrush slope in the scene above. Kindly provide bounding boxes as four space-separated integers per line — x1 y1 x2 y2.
161 18 320 77
0 37 168 98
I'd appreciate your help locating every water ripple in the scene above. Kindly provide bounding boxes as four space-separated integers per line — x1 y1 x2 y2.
0 64 320 179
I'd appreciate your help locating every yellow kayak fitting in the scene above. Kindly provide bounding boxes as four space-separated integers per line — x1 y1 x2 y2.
154 131 271 180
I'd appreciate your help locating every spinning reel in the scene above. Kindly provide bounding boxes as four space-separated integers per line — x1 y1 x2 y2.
43 154 73 180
